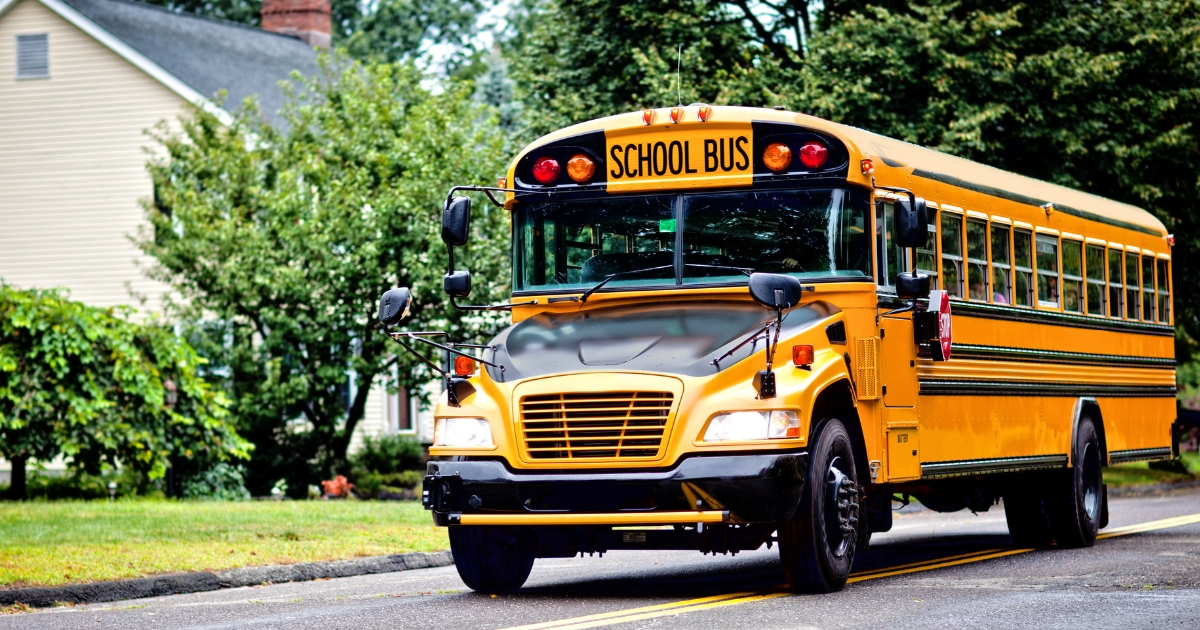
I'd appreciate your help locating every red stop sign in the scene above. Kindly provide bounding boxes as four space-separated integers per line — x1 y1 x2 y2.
928 290 952 361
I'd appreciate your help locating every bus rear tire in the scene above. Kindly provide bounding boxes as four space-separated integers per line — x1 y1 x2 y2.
778 418 860 594
448 526 537 593
1048 416 1103 548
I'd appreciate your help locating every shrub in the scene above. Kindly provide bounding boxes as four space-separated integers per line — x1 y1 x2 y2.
181 463 251 500
350 435 425 475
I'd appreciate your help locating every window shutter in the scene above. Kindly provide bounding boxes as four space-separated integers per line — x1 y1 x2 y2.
16 33 49 79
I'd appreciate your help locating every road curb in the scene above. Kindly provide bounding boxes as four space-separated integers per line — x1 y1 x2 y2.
0 550 454 608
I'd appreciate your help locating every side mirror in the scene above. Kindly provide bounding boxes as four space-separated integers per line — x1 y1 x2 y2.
378 287 412 326
748 273 803 310
895 196 929 248
896 272 931 299
443 270 471 298
441 196 471 247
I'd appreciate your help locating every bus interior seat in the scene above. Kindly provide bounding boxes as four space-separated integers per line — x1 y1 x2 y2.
580 251 673 283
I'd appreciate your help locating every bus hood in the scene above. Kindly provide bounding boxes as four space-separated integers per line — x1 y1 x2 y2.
485 300 838 382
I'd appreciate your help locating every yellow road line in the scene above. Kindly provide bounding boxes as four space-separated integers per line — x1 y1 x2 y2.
497 511 1200 630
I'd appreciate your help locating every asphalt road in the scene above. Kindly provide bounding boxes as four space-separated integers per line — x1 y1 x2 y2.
8 489 1200 629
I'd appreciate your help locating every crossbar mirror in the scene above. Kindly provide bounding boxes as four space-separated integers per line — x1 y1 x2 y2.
896 272 931 299
378 287 412 326
748 273 803 310
895 196 929 248
441 196 471 247
443 271 472 298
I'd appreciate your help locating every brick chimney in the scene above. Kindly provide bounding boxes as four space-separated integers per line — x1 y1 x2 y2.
261 0 331 48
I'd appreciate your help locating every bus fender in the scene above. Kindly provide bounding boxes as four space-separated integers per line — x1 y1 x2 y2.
1071 397 1108 466
808 377 869 489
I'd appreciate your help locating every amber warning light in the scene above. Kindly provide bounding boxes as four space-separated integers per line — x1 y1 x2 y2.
454 355 477 377
792 345 814 367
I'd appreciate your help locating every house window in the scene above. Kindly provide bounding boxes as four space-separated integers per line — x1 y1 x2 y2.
966 218 988 301
1108 248 1125 318
1014 229 1034 307
1062 239 1083 313
16 33 49 79
1085 244 1105 316
1035 234 1059 307
1157 258 1170 323
1125 252 1140 319
941 212 963 298
990 224 1012 304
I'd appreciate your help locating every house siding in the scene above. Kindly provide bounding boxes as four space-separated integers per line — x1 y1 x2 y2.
0 0 184 312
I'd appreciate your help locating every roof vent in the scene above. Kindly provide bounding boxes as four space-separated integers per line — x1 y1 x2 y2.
261 0 331 48
16 33 49 79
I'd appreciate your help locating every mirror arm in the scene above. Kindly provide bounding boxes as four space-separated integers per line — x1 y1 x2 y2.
445 185 521 210
449 296 538 312
384 330 506 372
875 180 923 313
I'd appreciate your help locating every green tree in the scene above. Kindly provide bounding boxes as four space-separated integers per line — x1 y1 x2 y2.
0 286 249 500
139 54 509 495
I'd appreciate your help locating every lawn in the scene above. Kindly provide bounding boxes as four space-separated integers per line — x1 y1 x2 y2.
1103 451 1200 487
0 500 446 589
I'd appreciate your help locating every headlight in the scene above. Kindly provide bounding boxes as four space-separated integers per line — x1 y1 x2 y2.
703 410 800 442
433 417 493 447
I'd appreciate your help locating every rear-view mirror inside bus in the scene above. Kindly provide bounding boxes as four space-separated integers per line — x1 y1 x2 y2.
895 196 930 248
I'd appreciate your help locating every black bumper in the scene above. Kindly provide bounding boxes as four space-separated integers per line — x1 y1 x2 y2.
423 452 808 526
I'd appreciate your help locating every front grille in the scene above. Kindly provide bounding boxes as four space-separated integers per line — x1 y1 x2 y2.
520 392 674 459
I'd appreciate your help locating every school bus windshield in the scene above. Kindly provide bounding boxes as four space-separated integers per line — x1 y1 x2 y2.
513 187 872 293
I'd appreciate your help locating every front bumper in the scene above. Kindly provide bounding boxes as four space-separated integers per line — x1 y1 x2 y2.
422 451 807 526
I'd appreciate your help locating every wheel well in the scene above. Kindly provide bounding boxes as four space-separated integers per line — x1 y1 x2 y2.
1078 399 1108 464
811 379 869 481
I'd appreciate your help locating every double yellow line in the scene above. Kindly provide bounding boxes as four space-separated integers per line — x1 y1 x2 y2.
498 512 1200 630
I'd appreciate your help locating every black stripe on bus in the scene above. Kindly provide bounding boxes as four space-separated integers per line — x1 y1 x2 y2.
878 295 1175 337
1108 447 1172 464
918 380 1177 398
949 344 1176 369
910 168 1164 237
921 454 1068 478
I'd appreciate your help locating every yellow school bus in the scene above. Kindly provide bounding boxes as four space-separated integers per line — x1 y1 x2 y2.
377 105 1178 594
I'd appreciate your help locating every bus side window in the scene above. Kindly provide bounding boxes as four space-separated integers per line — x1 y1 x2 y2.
990 224 1012 304
1108 247 1124 318
1085 244 1105 316
876 201 902 289
1157 258 1171 323
941 212 964 298
1014 229 1034 307
1062 239 1083 313
1142 254 1156 321
1125 251 1140 319
1035 234 1059 308
916 215 938 289
966 218 988 301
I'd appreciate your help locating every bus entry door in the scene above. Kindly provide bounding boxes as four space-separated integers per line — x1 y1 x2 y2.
880 315 920 481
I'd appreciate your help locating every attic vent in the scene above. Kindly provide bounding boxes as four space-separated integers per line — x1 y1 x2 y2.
16 34 49 79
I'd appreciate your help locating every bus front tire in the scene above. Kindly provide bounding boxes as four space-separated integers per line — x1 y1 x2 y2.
448 525 537 593
778 418 860 594
1049 416 1103 548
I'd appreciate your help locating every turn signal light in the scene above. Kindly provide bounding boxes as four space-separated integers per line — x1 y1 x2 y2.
567 154 595 183
697 105 711 122
642 109 655 125
531 156 560 184
763 142 792 172
792 344 814 367
497 176 506 188
454 355 477 377
799 141 828 169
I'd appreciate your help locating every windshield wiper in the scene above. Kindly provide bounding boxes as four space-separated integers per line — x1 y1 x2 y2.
577 265 674 303
683 263 753 277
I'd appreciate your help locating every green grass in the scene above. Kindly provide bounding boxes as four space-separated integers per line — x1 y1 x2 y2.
1103 451 1200 487
0 500 446 589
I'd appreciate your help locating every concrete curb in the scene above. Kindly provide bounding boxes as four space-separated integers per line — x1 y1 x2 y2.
1109 478 1200 498
0 550 454 608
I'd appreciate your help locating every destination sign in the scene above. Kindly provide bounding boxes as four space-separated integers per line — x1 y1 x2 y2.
604 123 754 192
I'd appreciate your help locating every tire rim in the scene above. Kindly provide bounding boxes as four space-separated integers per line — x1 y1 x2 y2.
824 455 859 558
1081 441 1101 520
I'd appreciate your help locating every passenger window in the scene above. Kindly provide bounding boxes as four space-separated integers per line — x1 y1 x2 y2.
1014 229 1034 307
990 224 1012 304
876 202 903 289
1157 258 1170 323
1035 234 1059 307
941 213 963 298
966 219 988 301
1062 239 1083 313
1125 252 1140 319
1142 255 1155 321
1108 248 1124 318
1085 244 1106 316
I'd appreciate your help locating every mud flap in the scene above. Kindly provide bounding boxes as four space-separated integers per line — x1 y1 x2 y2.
1099 483 1109 530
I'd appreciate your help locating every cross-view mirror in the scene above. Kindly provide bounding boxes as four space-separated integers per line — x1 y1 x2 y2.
442 196 472 247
